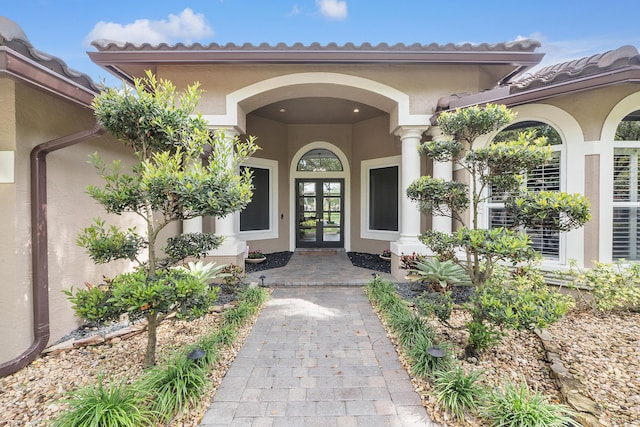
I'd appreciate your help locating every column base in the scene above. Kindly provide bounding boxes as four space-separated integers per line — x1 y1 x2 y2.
390 241 432 281
207 240 247 269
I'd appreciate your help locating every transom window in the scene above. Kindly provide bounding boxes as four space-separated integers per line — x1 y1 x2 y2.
487 121 563 260
297 149 343 172
612 110 640 260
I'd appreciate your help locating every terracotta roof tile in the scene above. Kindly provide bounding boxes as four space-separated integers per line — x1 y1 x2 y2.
512 45 640 91
0 16 101 92
91 39 541 53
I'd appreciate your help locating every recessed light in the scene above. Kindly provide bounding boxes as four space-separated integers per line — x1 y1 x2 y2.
279 108 286 113
353 108 360 113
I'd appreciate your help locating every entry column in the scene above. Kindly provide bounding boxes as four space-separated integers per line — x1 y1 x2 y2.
390 126 429 280
208 128 247 265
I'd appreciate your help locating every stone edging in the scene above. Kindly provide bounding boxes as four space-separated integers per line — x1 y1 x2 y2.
43 304 235 355
535 329 600 427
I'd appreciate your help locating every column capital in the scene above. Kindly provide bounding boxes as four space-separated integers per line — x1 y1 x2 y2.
211 127 241 139
394 126 429 140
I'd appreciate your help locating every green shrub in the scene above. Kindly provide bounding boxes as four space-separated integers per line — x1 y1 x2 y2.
237 286 269 307
52 376 154 427
406 336 453 377
221 264 245 289
409 258 472 292
62 284 121 324
470 266 574 331
563 260 640 312
433 366 485 420
365 276 398 302
480 379 577 427
466 320 502 354
214 325 237 346
222 303 253 327
140 355 207 422
389 310 435 349
415 291 454 322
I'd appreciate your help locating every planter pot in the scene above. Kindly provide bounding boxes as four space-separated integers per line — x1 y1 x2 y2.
379 255 391 261
246 257 266 264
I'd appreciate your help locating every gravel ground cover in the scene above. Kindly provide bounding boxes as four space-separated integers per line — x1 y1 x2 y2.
1 253 638 426
352 253 639 426
0 301 260 427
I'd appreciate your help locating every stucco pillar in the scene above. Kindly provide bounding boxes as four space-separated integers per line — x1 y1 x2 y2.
390 126 429 280
208 128 247 263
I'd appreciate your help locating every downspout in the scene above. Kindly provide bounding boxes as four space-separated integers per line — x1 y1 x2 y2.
0 123 105 377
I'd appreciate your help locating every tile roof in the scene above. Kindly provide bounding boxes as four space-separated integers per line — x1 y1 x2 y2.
511 45 640 92
0 16 101 92
91 39 541 53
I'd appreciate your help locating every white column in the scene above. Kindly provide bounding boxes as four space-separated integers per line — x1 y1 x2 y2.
390 126 429 258
430 127 453 235
183 217 202 234
209 128 246 257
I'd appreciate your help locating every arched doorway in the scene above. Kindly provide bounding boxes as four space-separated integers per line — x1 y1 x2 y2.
290 142 350 250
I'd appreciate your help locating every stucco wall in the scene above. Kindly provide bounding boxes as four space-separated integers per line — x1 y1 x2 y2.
242 113 405 255
158 63 491 118
0 81 141 365
545 84 639 141
243 115 289 253
351 115 401 253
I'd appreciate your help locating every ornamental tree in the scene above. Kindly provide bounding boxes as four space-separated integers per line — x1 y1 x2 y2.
406 104 589 354
66 72 258 366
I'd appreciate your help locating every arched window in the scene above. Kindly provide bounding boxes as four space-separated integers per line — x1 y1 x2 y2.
297 149 343 172
612 110 640 260
487 121 563 260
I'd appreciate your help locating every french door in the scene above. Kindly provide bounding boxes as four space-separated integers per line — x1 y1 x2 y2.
296 179 344 248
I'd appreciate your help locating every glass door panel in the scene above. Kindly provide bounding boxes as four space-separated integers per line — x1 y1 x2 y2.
296 179 343 248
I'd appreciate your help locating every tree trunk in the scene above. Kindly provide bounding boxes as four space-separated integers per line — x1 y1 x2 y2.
144 312 158 367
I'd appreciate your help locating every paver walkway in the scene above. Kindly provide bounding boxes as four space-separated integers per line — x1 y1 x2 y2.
245 250 395 286
199 286 440 426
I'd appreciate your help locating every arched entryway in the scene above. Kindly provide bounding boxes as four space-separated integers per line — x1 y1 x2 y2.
290 142 350 251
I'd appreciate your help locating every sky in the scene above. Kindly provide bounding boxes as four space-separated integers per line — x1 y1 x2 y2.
3 0 640 87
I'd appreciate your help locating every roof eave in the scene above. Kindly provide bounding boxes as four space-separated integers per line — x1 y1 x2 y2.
88 49 544 66
0 47 98 108
445 67 640 111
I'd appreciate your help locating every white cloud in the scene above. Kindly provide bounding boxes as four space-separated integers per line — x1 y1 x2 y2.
316 0 347 20
289 5 301 16
85 8 214 45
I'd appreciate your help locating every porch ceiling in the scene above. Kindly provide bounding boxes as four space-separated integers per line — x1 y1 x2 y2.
250 97 386 124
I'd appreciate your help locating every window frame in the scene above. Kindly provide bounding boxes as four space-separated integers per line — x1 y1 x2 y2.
612 145 640 261
361 156 401 241
484 122 566 264
238 158 278 241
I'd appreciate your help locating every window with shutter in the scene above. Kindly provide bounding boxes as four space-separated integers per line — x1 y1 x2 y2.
612 148 640 260
486 122 562 260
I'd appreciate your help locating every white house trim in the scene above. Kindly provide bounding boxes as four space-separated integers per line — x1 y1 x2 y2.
201 72 431 133
600 92 640 262
289 141 351 251
479 104 584 267
360 155 402 241
237 157 279 241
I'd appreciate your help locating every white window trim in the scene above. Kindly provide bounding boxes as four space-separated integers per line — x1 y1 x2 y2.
611 142 640 261
237 157 278 241
361 156 401 241
289 142 351 251
483 122 567 266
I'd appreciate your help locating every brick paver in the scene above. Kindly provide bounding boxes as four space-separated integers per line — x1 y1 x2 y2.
199 284 440 426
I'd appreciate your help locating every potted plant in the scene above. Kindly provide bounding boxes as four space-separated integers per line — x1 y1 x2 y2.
246 249 266 263
380 248 391 261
